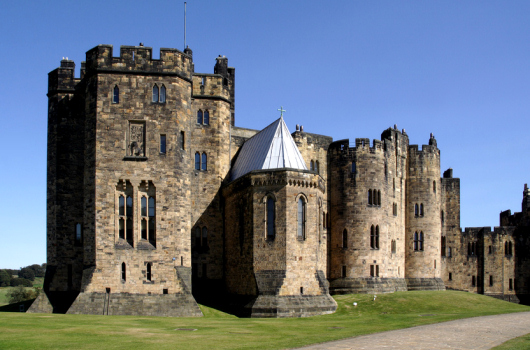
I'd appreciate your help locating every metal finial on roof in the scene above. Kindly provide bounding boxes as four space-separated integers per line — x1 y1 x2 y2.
277 106 286 118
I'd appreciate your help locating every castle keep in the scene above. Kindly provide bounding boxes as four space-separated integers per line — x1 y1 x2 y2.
29 44 530 317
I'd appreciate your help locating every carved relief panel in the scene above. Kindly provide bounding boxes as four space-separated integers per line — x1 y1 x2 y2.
128 121 146 157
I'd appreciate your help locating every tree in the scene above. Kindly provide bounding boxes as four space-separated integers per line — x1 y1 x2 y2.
7 286 40 304
0 270 11 287
18 267 35 281
10 278 33 287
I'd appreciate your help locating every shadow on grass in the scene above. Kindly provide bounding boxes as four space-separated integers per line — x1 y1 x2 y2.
192 279 254 317
0 298 35 313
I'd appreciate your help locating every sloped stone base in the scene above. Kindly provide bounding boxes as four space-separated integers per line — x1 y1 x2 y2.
246 294 337 318
26 292 54 314
405 278 446 291
67 292 203 317
329 277 408 295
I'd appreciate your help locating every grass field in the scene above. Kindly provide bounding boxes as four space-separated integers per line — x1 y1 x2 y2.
493 333 530 350
0 290 528 349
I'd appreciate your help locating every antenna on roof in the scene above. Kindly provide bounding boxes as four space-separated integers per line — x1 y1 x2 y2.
184 2 187 50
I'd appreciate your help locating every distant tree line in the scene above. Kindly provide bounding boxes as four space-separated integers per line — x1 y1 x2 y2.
0 263 46 288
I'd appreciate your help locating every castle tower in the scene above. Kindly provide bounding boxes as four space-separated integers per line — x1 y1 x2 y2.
223 118 337 317
30 45 202 316
327 126 409 294
404 134 445 290
189 57 234 294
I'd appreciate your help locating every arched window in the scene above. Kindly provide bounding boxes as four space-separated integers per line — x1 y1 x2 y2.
372 190 377 206
420 203 424 216
342 229 348 248
113 85 119 104
419 231 424 251
121 262 126 282
377 190 381 206
146 263 152 281
195 152 200 170
414 232 419 251
201 152 207 171
203 110 209 125
415 204 418 217
433 180 436 193
297 197 306 240
202 227 208 249
351 162 356 174
197 110 203 124
266 196 275 240
148 197 156 244
315 161 319 174
368 190 373 205
310 160 314 171
152 84 159 102
160 85 166 103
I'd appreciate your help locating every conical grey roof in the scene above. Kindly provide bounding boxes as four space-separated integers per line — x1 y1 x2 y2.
231 117 307 181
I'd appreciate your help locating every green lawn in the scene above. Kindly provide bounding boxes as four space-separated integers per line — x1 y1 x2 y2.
492 333 530 350
0 291 528 350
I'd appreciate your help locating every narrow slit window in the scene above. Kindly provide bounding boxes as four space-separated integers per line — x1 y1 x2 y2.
113 86 119 104
180 131 185 150
160 134 166 154
76 223 82 243
146 263 152 281
266 197 275 240
121 263 126 282
148 196 156 244
415 203 419 217
342 229 348 248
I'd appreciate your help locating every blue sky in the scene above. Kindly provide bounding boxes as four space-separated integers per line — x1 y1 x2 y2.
1 1 529 269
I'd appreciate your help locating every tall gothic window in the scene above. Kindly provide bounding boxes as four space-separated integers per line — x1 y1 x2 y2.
201 153 207 171
415 204 419 217
160 85 166 103
197 110 203 124
195 152 200 170
203 110 209 125
368 190 373 205
266 196 275 240
141 197 148 240
148 196 156 245
297 197 306 240
152 84 159 102
420 203 424 216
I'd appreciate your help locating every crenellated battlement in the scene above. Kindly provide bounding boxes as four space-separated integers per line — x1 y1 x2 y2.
83 44 194 79
192 74 231 100
48 59 81 95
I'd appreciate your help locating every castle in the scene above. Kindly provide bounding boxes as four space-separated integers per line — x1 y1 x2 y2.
28 44 530 317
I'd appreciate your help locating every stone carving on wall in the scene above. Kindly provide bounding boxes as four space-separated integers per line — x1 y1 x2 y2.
129 122 145 157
